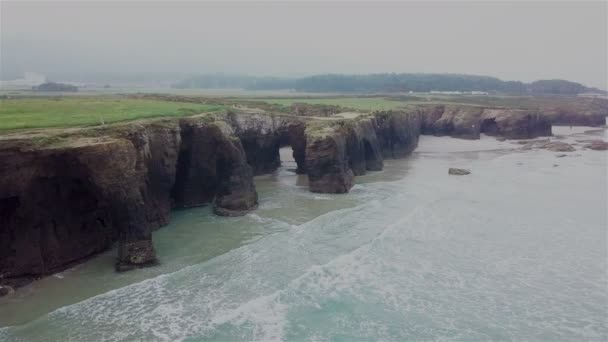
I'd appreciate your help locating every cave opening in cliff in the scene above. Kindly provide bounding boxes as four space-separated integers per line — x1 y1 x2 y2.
241 137 282 175
278 146 298 173
278 131 306 175
480 118 499 136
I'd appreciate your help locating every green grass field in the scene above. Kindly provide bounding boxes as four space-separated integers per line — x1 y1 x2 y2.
0 97 224 131
249 97 411 111
250 95 584 111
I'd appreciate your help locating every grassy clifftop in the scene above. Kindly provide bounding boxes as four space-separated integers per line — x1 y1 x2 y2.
0 97 224 131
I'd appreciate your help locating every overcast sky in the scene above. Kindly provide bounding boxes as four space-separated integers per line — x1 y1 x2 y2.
1 1 606 88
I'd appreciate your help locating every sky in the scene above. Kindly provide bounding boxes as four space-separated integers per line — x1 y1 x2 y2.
1 1 606 88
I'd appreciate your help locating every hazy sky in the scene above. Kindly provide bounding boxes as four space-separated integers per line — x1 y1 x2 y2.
1 1 606 88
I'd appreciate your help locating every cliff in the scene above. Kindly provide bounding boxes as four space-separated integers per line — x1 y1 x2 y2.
538 98 607 126
305 110 420 193
418 104 552 139
0 103 555 291
0 115 258 286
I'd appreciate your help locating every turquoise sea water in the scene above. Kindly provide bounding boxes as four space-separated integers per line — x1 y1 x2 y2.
1 127 606 341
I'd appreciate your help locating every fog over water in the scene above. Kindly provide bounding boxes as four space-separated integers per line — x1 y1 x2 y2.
1 1 606 88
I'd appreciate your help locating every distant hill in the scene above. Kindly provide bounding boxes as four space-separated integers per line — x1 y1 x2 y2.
173 73 604 96
173 73 606 95
33 82 78 92
527 79 595 95
293 74 603 95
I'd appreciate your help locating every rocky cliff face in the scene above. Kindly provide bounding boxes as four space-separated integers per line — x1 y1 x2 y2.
539 100 607 126
227 110 307 175
305 110 420 193
303 104 554 194
417 105 552 140
0 116 258 287
479 108 552 139
171 118 257 217
305 125 355 193
0 136 156 280
0 102 557 290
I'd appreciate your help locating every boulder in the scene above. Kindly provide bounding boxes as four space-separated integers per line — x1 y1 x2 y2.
543 142 576 152
449 168 471 175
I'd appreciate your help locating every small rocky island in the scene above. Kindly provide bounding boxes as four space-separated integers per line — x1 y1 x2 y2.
0 95 605 293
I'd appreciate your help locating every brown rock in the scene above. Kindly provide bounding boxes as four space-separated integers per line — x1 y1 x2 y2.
449 168 471 175
305 110 420 193
543 142 576 152
585 140 608 151
0 115 260 288
417 104 552 140
305 130 354 193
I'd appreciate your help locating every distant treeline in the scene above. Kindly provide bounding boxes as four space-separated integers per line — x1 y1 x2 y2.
173 74 296 91
173 73 604 95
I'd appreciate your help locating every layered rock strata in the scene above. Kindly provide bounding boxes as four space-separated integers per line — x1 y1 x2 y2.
417 105 552 139
0 103 557 290
0 115 258 286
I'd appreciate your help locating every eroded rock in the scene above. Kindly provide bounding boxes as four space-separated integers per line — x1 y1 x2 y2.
518 140 576 152
304 110 420 193
584 140 608 151
448 168 471 175
416 104 552 140
0 115 259 287
171 119 258 216
305 125 354 193
544 142 576 152
0 97 579 291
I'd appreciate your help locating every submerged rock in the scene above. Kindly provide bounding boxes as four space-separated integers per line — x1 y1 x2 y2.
448 168 471 175
544 142 576 152
519 140 576 152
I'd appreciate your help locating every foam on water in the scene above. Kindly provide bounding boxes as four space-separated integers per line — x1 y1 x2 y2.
1 130 606 341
